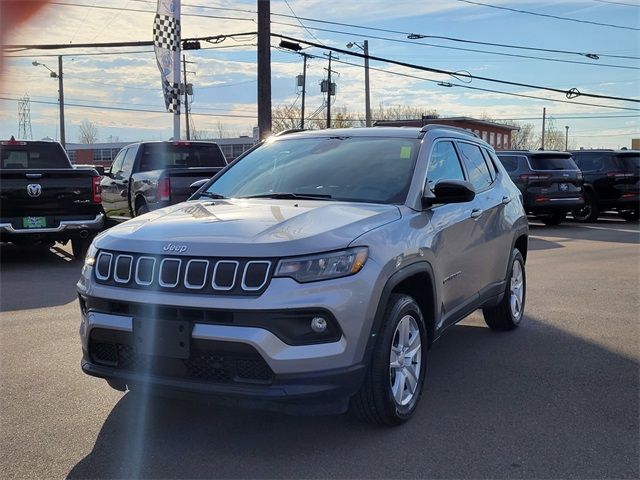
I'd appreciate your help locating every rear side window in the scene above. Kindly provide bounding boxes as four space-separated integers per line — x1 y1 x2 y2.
0 143 70 169
497 155 519 172
139 143 226 171
426 141 465 191
458 142 493 190
481 148 498 181
528 155 578 171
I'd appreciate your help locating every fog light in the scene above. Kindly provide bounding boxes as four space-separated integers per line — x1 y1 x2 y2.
311 316 328 333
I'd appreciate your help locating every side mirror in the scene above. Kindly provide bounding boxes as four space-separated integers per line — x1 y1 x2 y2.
189 178 209 195
103 167 112 177
423 180 475 207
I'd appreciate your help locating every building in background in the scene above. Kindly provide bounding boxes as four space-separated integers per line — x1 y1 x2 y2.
632 138 639 150
375 116 519 150
65 136 257 167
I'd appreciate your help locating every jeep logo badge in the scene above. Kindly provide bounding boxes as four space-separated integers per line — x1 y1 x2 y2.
26 184 42 197
163 243 188 253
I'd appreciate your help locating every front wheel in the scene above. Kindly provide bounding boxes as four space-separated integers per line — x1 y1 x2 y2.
483 249 526 331
618 208 639 222
351 294 427 426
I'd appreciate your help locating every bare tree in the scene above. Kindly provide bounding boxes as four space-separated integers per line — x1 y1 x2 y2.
191 129 212 140
510 122 536 150
371 104 438 123
78 119 98 144
539 117 571 151
106 134 120 143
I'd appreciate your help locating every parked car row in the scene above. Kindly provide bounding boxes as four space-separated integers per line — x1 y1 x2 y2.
495 148 639 225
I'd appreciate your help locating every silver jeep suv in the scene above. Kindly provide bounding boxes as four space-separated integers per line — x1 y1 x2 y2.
77 126 528 425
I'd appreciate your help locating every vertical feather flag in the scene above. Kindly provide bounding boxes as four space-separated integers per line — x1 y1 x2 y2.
153 0 181 113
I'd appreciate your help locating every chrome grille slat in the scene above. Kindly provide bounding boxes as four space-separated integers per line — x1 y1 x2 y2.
184 259 209 290
113 255 133 284
212 260 239 291
241 261 272 291
159 258 181 288
135 256 156 286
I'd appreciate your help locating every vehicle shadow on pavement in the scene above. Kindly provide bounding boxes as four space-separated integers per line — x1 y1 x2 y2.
67 316 639 480
0 243 81 312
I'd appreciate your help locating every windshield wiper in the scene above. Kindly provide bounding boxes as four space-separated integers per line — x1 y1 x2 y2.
240 192 333 200
199 192 228 199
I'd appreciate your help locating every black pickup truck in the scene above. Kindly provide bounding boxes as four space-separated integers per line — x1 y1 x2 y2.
100 141 227 222
0 138 104 258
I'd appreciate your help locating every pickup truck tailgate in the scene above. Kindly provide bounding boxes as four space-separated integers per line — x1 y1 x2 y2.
0 169 99 218
166 167 224 203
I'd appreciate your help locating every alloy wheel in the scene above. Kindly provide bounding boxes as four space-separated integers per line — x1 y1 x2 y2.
389 314 422 406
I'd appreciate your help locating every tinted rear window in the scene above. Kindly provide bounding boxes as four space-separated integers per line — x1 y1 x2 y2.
139 143 226 171
528 155 578 171
0 143 70 169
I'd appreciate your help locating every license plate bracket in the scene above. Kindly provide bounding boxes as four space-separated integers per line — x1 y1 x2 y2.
133 318 191 359
22 216 47 228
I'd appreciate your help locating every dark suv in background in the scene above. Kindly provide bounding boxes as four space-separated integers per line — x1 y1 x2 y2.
569 149 639 222
496 150 583 225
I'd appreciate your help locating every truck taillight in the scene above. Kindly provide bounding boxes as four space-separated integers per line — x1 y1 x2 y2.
92 176 102 203
157 177 171 202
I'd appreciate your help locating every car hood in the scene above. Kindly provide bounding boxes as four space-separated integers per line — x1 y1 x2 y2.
95 199 401 257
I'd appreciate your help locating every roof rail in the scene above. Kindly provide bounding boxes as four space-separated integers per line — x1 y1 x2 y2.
419 124 480 138
275 128 306 136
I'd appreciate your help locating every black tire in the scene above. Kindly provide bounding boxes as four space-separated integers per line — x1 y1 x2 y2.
572 190 599 222
71 237 92 260
351 294 428 426
135 201 149 216
618 208 639 222
483 249 526 331
106 379 127 392
538 211 566 226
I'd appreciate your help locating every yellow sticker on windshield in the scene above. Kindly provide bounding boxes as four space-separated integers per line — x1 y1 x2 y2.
400 146 412 159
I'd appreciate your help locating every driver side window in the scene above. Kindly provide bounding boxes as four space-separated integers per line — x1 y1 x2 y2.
426 141 465 192
110 148 127 175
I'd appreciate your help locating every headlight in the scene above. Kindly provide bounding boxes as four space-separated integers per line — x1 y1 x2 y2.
274 247 368 283
84 242 98 267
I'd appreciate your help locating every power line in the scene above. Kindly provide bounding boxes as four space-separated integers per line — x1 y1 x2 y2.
267 13 639 60
282 0 325 46
278 48 640 113
271 20 640 70
454 0 640 31
592 0 640 6
274 33 640 104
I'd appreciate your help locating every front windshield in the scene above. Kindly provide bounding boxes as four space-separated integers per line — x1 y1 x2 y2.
202 136 420 204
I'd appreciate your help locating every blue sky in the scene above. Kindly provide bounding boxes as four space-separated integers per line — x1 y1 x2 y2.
1 0 638 148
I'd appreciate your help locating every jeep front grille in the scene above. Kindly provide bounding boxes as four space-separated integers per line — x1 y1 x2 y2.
94 250 274 295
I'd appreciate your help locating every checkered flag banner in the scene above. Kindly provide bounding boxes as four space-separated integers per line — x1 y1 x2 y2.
153 0 181 113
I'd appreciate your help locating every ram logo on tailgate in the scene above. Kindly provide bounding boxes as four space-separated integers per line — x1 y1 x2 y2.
26 184 42 197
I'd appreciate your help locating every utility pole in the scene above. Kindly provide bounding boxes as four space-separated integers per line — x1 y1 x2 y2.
326 51 332 128
183 55 190 140
541 107 546 150
565 125 569 151
58 55 66 148
257 0 272 140
300 53 307 129
363 40 371 127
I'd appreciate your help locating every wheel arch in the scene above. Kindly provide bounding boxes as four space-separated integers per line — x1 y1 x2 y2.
365 262 438 365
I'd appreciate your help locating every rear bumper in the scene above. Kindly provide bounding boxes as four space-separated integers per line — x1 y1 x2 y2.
0 213 104 236
600 193 640 209
524 195 584 213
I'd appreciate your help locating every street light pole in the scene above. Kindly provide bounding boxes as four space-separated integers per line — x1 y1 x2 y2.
32 58 65 147
58 55 65 148
363 40 371 127
300 53 307 129
565 125 569 151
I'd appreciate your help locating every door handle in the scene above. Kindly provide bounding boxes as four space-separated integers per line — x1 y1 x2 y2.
470 208 483 219
109 181 116 186
502 196 511 205
122 179 129 184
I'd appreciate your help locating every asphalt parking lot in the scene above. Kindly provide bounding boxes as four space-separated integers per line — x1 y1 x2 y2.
1 218 638 479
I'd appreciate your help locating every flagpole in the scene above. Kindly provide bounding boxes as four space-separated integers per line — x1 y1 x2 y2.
173 0 181 140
